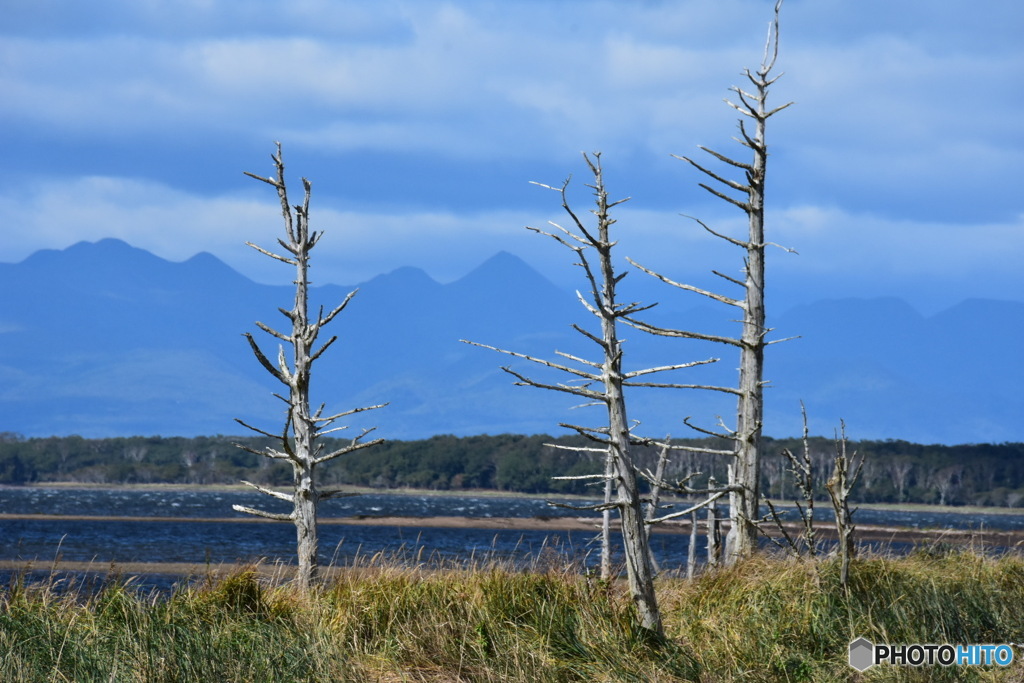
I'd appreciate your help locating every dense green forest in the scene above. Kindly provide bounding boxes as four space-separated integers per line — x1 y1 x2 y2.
0 431 1022 507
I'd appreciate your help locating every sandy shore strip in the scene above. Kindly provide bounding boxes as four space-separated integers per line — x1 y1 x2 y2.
4 512 1024 545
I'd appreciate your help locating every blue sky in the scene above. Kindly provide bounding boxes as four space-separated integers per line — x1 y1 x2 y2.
2 0 1022 315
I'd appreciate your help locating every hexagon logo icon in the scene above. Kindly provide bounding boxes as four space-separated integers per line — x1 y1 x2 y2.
849 637 875 671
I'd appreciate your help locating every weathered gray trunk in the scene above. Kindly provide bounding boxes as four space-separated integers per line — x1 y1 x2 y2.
643 443 669 575
687 509 698 579
294 469 319 590
595 176 662 636
707 475 722 569
726 111 767 563
290 213 321 588
826 428 863 590
606 376 661 633
601 449 613 581
718 5 788 565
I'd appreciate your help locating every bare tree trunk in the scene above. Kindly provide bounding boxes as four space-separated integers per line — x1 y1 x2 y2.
286 183 319 588
687 509 698 579
601 448 613 581
707 475 721 569
721 4 782 565
294 477 319 588
574 154 661 634
764 413 819 558
607 384 661 632
763 413 866 587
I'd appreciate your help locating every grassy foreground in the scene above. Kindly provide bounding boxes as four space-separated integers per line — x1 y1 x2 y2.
3 550 1024 682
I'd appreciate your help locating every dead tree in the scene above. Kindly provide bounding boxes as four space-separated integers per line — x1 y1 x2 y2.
764 414 865 589
764 405 818 557
233 143 386 591
826 422 863 590
464 153 719 637
641 470 732 570
888 459 913 503
626 1 792 564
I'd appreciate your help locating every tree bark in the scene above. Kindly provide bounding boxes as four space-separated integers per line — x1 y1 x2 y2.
586 154 662 634
601 448 613 581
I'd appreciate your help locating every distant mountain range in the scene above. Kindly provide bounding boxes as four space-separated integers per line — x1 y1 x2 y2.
1 238 1021 444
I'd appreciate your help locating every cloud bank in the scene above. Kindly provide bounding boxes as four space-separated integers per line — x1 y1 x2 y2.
1 0 1021 314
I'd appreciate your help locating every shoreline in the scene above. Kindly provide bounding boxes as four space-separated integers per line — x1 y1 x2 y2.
4 511 1023 545
3 512 1022 579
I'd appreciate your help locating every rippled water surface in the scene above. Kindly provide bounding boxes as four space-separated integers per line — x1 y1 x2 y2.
0 487 597 520
2 487 1021 574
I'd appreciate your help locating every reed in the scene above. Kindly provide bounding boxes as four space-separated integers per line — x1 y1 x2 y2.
2 548 1023 681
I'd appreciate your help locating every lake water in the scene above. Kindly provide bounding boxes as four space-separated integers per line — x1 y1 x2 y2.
2 487 1022 581
1 488 605 569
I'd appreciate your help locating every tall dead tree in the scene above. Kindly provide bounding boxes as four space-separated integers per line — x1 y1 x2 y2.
627 1 792 563
233 143 386 591
464 153 719 637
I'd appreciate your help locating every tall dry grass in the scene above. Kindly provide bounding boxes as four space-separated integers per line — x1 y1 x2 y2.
2 548 1024 681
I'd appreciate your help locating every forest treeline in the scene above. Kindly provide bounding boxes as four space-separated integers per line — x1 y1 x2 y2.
0 431 1022 508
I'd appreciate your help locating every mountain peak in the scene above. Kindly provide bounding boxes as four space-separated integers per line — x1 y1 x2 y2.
74 237 134 251
17 238 171 279
451 251 558 292
363 265 439 290
480 250 531 270
21 237 143 263
10 239 259 299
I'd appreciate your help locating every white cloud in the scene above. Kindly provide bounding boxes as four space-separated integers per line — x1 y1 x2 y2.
774 205 1024 278
765 204 1024 311
0 2 795 156
0 176 266 263
1 0 1021 309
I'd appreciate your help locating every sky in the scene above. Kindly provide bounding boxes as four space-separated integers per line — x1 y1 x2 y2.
2 0 1022 316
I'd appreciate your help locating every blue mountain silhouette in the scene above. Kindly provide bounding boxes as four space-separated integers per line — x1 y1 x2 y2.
0 239 1020 444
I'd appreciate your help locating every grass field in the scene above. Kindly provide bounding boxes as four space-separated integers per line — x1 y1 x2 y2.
3 547 1024 682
